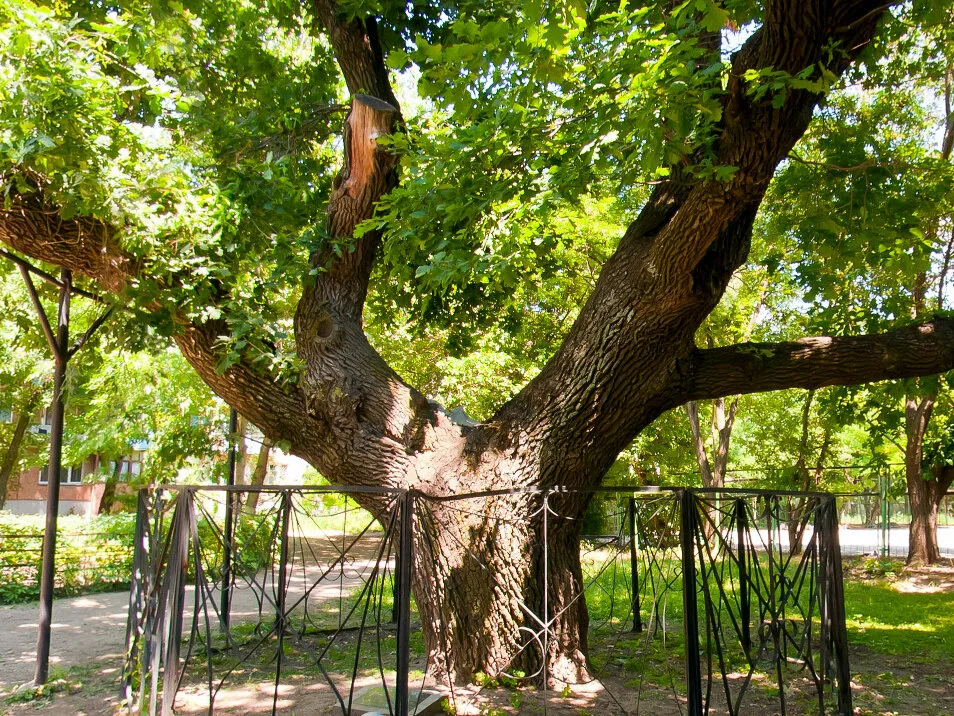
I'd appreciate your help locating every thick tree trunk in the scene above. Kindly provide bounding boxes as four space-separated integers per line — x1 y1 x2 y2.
908 483 941 564
907 459 954 565
415 490 590 685
0 403 36 509
905 394 942 564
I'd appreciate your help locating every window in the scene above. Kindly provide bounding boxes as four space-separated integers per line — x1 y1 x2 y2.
0 408 12 423
38 464 83 485
116 451 144 481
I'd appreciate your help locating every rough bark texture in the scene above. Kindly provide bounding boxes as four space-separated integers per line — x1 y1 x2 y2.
904 395 954 564
1 0 943 682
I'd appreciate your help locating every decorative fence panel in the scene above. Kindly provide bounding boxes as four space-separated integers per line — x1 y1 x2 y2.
124 486 852 715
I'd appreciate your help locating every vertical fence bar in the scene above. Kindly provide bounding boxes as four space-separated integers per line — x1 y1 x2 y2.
735 498 751 656
395 491 414 716
821 496 853 715
272 490 292 716
680 489 703 716
391 493 401 625
629 497 642 633
879 474 889 558
161 490 193 716
220 409 239 632
122 490 148 706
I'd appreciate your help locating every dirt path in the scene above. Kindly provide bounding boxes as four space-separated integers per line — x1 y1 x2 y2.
0 533 389 696
0 592 130 693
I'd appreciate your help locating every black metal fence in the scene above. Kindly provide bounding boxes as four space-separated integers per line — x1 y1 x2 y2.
123 486 851 715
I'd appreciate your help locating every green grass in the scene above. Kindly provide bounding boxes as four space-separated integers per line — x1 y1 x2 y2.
843 571 954 664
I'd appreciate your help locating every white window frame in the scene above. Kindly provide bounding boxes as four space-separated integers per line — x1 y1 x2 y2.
38 464 83 485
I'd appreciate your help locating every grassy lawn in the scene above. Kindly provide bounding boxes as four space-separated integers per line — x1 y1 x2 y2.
843 559 954 663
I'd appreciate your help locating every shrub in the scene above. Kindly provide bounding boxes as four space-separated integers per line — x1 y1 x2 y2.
0 512 137 604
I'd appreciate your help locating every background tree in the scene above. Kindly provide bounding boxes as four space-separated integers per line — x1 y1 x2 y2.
761 12 954 561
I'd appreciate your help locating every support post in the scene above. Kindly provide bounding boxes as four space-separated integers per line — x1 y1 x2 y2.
628 497 642 633
820 497 853 715
879 473 889 558
33 268 71 685
122 490 149 706
395 491 414 716
161 491 193 716
735 498 751 656
680 489 703 716
272 491 292 711
220 408 238 632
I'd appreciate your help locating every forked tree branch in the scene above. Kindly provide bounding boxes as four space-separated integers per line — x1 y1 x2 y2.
675 318 954 404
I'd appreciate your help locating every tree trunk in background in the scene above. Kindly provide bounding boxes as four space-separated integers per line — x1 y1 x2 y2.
685 396 738 489
905 88 954 564
787 390 830 554
97 459 123 514
0 403 36 509
243 437 272 514
235 414 248 486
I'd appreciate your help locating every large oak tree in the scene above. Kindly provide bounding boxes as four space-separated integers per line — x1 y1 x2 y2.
3 0 954 681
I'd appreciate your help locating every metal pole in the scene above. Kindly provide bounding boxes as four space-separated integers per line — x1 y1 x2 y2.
880 473 889 558
395 491 414 716
220 408 238 631
680 489 703 716
34 268 71 685
122 490 149 706
822 497 853 715
735 498 751 656
161 491 193 716
628 497 642 633
272 491 291 716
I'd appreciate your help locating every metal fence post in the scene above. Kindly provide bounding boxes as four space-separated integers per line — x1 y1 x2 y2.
735 498 751 656
160 490 193 716
879 473 889 558
220 409 239 632
395 491 414 716
629 497 642 633
680 489 703 716
820 496 853 715
122 490 148 706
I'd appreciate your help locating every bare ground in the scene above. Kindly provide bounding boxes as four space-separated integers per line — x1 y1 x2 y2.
2 560 952 715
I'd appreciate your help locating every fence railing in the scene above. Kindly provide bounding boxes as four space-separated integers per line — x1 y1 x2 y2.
123 486 852 716
834 493 954 557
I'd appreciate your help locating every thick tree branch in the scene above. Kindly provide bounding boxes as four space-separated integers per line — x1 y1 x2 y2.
675 319 954 404
311 0 399 109
0 184 333 471
490 0 896 489
0 181 137 294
